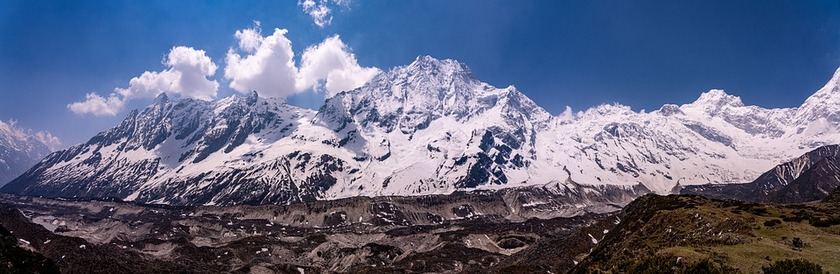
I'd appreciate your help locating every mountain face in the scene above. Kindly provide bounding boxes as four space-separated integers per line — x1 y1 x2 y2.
0 120 58 186
3 56 840 206
825 182 840 203
681 144 840 203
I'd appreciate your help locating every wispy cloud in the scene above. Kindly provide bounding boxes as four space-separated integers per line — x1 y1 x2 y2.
68 46 219 116
298 0 349 28
558 106 575 121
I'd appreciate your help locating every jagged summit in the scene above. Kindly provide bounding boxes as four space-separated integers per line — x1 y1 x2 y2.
827 66 840 87
689 89 745 108
384 55 479 92
246 90 259 105
577 103 634 120
152 92 170 105
318 54 551 136
657 104 684 116
408 55 473 75
796 66 840 125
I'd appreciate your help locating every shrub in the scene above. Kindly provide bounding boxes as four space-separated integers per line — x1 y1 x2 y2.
614 255 736 274
792 237 805 249
683 258 737 274
808 217 840 228
761 259 826 274
782 210 812 223
763 219 782 227
620 255 677 273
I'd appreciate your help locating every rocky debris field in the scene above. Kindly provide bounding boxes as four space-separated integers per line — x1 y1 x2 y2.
0 193 615 273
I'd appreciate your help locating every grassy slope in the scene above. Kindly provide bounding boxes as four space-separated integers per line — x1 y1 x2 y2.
574 194 840 273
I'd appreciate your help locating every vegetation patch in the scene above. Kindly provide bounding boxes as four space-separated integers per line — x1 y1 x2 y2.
573 194 840 273
612 254 738 274
761 259 827 274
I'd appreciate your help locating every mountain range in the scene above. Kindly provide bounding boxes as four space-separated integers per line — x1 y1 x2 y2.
3 56 840 206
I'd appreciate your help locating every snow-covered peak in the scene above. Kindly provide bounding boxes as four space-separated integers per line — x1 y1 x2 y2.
212 93 246 114
656 104 684 116
675 89 794 137
0 119 58 185
152 92 170 105
0 120 26 142
576 103 635 121
0 120 59 152
797 67 840 124
804 67 840 101
246 90 259 105
318 55 552 136
386 55 478 89
827 66 840 88
407 55 473 76
687 89 745 109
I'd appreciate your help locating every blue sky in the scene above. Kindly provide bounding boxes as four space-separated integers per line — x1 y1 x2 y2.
0 0 838 146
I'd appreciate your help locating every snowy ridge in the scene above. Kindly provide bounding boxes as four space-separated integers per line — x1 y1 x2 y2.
0 120 58 185
3 57 840 206
681 144 840 203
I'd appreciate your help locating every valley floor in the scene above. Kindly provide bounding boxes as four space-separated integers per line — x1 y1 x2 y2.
0 193 612 273
3 192 840 273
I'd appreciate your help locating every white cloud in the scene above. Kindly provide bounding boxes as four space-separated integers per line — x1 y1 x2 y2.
298 0 349 28
297 35 381 97
160 46 219 100
68 46 218 116
224 27 379 98
235 21 264 53
69 24 376 117
225 27 299 98
67 93 125 117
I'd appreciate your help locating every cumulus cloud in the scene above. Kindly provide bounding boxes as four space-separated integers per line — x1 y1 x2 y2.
297 35 381 96
224 26 379 98
68 46 218 116
298 0 349 28
225 27 299 98
234 21 265 53
69 24 376 117
67 93 125 117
